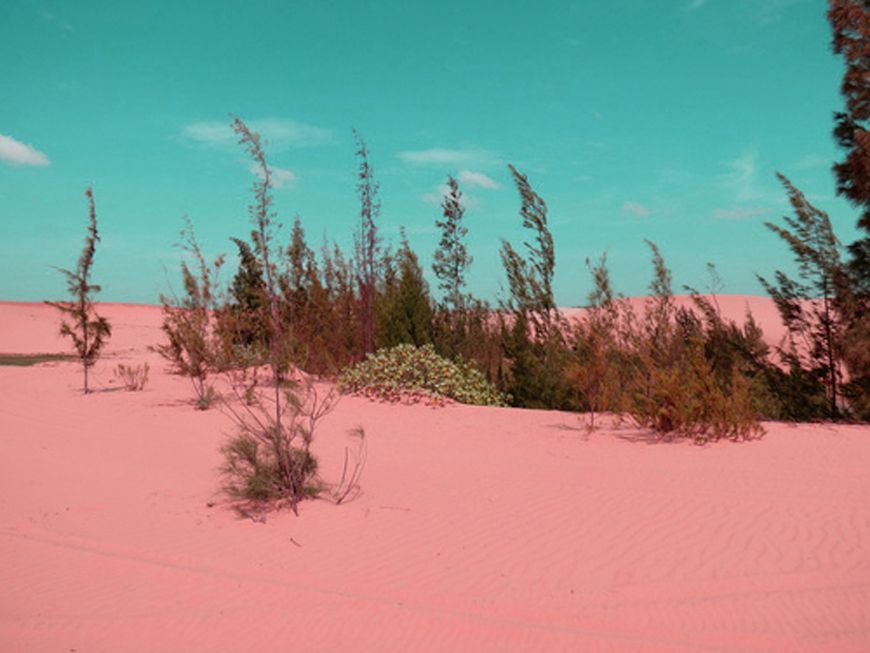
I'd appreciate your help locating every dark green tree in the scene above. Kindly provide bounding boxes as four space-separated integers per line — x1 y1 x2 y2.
500 164 557 341
757 173 851 418
48 187 111 394
433 175 472 311
376 233 433 348
353 129 381 354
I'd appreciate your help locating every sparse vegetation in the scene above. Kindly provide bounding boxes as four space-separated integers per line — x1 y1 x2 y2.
47 187 111 394
114 362 150 391
339 343 506 406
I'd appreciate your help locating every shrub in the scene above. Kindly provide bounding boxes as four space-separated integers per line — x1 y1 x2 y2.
114 362 149 391
338 343 507 406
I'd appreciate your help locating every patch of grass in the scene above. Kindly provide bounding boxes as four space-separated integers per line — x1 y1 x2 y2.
0 353 78 367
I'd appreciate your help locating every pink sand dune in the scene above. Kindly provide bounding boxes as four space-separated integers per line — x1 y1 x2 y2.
1 301 869 652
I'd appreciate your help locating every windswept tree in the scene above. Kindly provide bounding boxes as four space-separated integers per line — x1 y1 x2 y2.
757 173 850 418
353 129 381 353
220 117 338 515
433 175 472 312
48 187 111 394
157 216 224 409
500 165 571 409
500 164 557 341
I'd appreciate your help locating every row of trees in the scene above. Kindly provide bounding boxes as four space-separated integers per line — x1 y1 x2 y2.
48 3 868 513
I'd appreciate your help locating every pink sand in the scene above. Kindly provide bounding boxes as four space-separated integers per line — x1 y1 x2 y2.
1 300 869 652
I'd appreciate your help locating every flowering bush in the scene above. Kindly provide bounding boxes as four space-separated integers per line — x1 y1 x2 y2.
338 343 506 406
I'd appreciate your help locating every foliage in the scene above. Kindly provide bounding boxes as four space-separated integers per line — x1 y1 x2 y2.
595 244 765 442
47 187 111 394
114 362 149 391
567 255 621 429
498 164 573 408
353 129 381 354
376 232 433 349
221 377 338 506
433 175 472 312
157 216 223 409
500 164 557 341
219 116 339 514
757 173 851 418
338 343 507 406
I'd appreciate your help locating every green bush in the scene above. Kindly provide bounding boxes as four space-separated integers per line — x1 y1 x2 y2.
338 343 507 406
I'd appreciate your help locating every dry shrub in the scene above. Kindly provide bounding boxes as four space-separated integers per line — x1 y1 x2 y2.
114 362 149 391
220 374 339 512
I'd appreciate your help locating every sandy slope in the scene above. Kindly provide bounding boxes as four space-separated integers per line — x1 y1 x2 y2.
1 301 869 652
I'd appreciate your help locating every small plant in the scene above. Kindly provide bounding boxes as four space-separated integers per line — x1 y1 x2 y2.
114 362 149 391
47 187 111 394
332 426 367 505
158 216 224 410
338 343 507 406
220 376 338 509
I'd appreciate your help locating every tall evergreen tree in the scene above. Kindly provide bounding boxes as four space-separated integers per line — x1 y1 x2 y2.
829 0 870 240
500 164 557 341
48 187 111 394
433 175 472 311
376 233 433 349
757 173 850 418
353 129 381 353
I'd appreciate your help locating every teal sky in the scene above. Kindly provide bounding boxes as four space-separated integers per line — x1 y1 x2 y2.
0 0 861 306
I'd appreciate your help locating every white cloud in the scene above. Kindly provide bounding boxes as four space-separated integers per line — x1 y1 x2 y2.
687 0 709 9
0 134 50 166
622 201 650 217
720 150 762 202
183 118 333 151
458 170 499 189
250 163 297 189
795 153 829 170
714 206 769 220
397 147 500 167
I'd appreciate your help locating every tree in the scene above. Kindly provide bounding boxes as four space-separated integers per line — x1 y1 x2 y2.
157 216 223 409
500 164 557 341
433 175 472 312
568 254 620 430
757 173 850 418
353 129 381 354
376 232 433 348
499 165 572 409
225 236 268 351
828 0 870 419
48 187 111 394
829 0 870 237
219 117 337 515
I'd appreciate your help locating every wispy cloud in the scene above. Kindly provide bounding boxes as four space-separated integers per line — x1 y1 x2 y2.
182 118 334 151
622 201 650 218
458 170 499 189
719 150 763 202
41 10 75 32
250 163 297 189
686 0 709 10
795 153 829 170
757 0 804 25
713 206 769 220
397 147 500 167
0 134 50 166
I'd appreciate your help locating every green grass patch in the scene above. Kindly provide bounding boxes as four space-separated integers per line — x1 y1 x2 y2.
0 353 78 367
